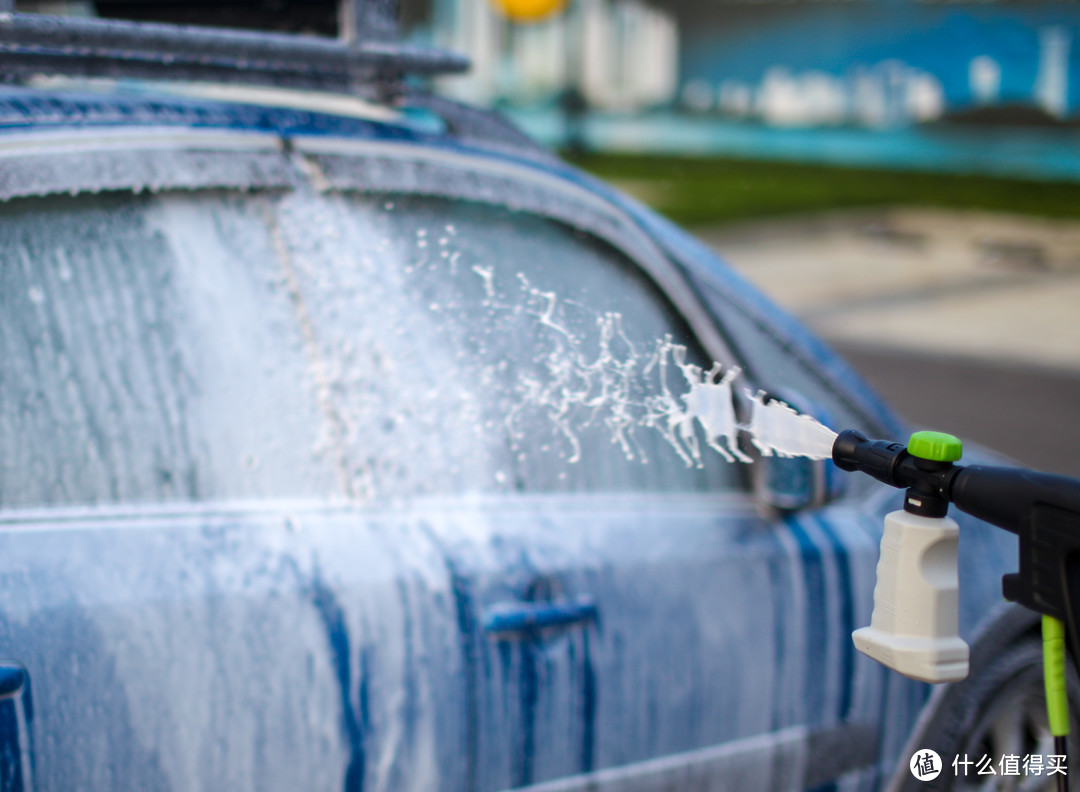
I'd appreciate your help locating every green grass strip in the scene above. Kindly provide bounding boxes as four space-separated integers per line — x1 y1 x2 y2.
566 153 1080 228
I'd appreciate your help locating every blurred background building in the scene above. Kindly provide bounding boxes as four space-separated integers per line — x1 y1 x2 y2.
429 0 678 113
409 0 1080 180
430 0 1078 127
675 3 1076 127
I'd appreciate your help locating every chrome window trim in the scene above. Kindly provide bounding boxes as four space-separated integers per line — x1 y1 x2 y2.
0 126 293 201
0 490 760 527
0 126 284 154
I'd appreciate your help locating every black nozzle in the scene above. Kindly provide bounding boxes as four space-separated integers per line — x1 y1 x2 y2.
832 429 868 472
832 429 907 486
831 429 957 517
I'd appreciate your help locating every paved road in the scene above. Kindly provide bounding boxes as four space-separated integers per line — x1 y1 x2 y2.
701 208 1080 476
832 342 1080 478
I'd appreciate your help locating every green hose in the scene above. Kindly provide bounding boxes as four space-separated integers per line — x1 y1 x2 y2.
1043 615 1070 792
1044 615 1070 738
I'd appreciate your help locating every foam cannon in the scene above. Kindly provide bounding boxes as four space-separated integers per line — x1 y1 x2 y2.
834 428 1080 674
833 429 1080 780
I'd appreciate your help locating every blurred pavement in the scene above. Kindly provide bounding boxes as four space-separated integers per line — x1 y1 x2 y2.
701 209 1080 475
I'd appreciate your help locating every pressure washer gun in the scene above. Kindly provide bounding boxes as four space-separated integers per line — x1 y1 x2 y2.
834 429 1080 782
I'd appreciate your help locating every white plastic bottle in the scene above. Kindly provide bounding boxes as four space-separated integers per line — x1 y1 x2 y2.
852 509 969 683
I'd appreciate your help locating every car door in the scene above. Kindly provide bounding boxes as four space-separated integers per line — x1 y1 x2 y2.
268 140 889 792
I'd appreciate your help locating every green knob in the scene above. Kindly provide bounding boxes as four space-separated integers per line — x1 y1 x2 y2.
908 431 963 462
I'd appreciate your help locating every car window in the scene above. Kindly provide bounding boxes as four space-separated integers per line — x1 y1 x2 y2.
0 192 341 509
0 188 742 509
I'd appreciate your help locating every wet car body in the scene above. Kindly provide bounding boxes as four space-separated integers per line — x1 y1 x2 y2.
0 77 1024 792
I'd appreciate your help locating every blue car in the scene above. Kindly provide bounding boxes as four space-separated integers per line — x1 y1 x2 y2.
0 8 1053 792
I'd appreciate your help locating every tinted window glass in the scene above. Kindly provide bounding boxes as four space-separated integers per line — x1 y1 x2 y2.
0 193 339 508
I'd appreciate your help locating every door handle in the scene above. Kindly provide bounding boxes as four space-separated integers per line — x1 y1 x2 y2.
0 661 33 792
484 597 597 637
0 664 25 698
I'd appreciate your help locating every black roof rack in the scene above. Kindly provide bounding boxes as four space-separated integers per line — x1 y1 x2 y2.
0 0 469 95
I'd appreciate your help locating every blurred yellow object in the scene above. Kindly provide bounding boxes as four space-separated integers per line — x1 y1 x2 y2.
488 0 567 22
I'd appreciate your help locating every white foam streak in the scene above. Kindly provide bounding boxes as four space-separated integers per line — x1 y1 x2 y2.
685 364 753 464
745 390 838 460
471 264 494 298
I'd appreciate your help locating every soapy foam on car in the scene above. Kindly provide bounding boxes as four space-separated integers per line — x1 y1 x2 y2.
480 267 838 467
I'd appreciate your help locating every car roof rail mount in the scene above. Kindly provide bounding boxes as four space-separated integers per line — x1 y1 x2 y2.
0 0 470 95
